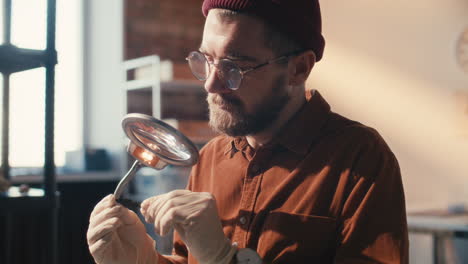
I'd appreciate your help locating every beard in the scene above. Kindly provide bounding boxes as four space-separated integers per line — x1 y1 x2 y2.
207 74 290 137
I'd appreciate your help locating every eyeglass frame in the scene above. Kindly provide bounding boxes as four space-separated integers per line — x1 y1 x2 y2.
185 50 303 90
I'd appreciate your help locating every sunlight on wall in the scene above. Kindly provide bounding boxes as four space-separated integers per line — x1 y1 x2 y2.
309 43 468 210
310 0 468 211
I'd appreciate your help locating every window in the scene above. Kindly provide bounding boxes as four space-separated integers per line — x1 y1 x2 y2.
0 0 82 173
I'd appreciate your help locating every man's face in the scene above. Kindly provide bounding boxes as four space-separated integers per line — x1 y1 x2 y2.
200 9 292 137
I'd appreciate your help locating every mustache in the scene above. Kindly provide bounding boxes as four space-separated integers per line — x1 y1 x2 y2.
208 94 242 108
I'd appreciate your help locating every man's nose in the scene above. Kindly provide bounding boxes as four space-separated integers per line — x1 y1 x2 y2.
204 67 232 94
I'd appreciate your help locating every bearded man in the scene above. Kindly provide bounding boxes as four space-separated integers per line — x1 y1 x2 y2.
87 1 409 263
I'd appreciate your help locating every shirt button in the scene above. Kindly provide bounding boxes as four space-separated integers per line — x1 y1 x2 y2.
239 216 247 225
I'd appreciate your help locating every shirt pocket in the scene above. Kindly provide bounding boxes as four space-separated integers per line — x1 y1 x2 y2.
257 211 337 263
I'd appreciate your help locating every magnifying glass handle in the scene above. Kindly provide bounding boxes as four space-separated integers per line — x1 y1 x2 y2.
114 160 143 199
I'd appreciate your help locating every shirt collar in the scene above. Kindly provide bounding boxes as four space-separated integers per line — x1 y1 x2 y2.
275 89 331 154
223 89 331 156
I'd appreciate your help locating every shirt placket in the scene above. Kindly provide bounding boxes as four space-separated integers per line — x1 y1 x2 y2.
231 150 266 248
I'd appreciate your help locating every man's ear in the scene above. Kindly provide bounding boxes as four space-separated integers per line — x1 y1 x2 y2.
288 50 316 86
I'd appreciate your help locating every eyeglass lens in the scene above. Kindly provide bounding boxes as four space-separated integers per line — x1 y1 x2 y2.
187 51 242 90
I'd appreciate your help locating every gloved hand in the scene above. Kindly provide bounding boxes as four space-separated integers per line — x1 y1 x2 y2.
141 190 237 264
87 194 159 264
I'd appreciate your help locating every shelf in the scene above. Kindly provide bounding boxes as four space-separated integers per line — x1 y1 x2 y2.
0 187 60 213
126 79 155 91
124 55 215 145
0 44 57 74
126 79 203 92
161 80 203 92
127 80 208 120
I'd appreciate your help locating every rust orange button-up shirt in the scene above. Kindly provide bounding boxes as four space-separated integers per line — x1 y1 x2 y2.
159 90 409 264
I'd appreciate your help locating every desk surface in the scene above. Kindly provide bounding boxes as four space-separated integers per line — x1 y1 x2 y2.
0 186 59 212
4 186 45 197
9 171 121 184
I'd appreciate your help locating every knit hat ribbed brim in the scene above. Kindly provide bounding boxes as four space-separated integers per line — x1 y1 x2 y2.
202 0 325 61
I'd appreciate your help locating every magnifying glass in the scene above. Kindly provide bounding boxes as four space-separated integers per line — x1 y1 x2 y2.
114 113 199 206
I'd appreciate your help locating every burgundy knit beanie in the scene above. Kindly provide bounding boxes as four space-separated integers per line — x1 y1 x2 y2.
202 0 325 61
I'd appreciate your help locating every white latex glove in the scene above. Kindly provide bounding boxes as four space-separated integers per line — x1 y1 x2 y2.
140 190 237 264
87 194 159 264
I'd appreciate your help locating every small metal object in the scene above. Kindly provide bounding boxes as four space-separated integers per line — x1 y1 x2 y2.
114 114 199 202
115 198 141 211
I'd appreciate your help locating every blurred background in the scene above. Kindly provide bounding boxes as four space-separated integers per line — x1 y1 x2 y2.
0 0 467 263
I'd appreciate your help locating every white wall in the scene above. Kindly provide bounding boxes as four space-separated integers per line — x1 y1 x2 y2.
308 1 468 262
83 0 125 172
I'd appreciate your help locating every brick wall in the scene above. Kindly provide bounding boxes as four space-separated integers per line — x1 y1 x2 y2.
125 0 205 62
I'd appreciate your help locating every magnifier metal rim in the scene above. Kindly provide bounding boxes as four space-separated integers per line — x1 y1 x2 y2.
122 113 199 167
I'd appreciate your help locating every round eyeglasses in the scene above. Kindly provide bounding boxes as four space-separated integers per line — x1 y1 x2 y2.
186 51 299 90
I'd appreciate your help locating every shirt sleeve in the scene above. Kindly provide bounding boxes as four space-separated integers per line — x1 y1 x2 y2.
334 134 409 264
